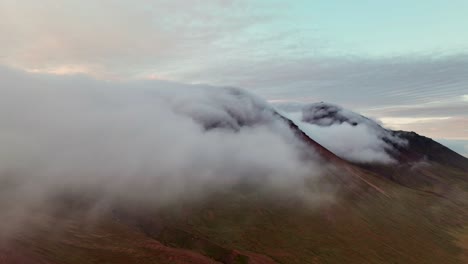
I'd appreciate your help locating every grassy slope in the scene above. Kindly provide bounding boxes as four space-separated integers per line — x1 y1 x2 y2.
3 165 466 264
157 168 467 264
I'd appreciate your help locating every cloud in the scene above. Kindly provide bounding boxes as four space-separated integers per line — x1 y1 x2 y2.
1 1 466 144
0 66 331 238
197 55 468 108
381 117 468 140
245 55 467 145
365 101 468 119
0 0 289 79
275 102 407 164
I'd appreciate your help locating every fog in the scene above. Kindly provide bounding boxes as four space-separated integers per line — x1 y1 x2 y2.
0 67 331 238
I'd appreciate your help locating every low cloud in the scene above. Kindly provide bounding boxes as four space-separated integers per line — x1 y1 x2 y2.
0 67 329 238
276 102 407 164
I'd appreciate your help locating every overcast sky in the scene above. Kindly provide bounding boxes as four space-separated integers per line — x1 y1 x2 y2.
1 0 467 156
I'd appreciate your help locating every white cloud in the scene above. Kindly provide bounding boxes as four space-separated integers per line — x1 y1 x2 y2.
276 102 407 164
0 67 330 238
0 0 288 79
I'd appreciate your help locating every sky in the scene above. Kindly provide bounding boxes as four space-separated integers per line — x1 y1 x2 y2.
1 0 467 156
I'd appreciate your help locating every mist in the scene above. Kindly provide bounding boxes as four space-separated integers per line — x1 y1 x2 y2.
0 67 331 238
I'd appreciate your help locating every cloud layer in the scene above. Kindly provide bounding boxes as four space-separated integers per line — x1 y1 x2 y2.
276 102 407 164
0 0 287 78
0 67 330 238
1 1 466 147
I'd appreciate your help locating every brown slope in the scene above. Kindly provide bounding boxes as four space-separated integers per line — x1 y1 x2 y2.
355 130 468 195
289 101 468 179
0 111 466 264
393 130 468 171
278 112 390 196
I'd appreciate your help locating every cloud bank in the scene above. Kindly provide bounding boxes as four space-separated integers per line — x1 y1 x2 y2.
0 67 330 238
276 102 407 164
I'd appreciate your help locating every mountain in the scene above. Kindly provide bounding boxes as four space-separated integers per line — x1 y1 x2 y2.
1 100 467 264
285 102 468 198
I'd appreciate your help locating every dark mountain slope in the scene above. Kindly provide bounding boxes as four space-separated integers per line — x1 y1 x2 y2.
3 162 466 264
0 102 467 264
393 130 468 172
360 130 468 198
281 102 468 189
